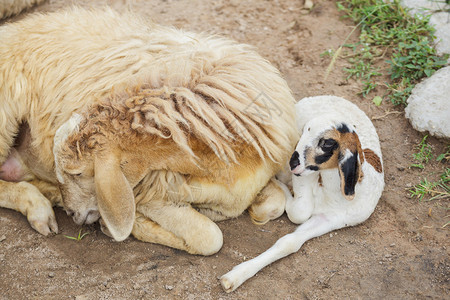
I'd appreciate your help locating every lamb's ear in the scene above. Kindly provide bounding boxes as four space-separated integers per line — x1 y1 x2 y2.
338 149 361 201
94 149 135 241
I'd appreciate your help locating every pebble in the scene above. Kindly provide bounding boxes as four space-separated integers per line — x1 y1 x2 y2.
48 272 55 278
0 235 6 242
165 285 174 290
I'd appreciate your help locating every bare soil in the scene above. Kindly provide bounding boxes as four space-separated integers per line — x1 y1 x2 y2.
1 0 448 299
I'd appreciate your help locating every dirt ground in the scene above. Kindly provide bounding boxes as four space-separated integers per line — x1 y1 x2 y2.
1 0 448 299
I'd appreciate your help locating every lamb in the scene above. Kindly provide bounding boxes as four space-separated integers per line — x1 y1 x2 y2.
220 95 384 292
0 7 298 254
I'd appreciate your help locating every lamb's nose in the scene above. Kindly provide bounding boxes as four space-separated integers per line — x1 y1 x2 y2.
289 151 300 170
66 209 75 217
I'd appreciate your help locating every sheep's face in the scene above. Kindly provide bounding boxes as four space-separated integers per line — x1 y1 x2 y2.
53 114 99 225
289 117 363 200
53 113 136 241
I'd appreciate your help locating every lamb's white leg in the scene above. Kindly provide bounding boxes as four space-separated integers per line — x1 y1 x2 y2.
220 213 346 293
285 174 318 224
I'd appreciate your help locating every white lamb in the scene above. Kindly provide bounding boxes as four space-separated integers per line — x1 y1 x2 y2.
221 95 385 292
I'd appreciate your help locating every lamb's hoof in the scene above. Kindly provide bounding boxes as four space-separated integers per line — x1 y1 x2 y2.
220 275 236 293
27 201 58 236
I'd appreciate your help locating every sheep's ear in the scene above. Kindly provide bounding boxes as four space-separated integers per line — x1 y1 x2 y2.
94 149 135 241
54 114 83 151
338 149 361 201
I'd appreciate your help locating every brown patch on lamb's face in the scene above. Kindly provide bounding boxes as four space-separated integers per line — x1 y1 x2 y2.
290 122 364 200
308 124 364 171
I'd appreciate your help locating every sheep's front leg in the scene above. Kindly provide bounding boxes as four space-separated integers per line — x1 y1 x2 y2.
134 201 223 255
248 178 292 225
131 212 188 250
28 179 62 207
0 180 58 235
220 213 347 292
285 174 318 224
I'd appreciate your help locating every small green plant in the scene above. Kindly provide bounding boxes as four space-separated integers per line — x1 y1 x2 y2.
64 229 89 241
411 135 433 169
436 146 450 162
410 168 450 201
336 0 449 105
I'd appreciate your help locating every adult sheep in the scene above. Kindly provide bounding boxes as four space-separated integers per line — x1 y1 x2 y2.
0 8 298 255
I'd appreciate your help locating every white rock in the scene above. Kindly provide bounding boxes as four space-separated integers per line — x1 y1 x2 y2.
401 0 450 56
405 66 450 139
429 12 450 56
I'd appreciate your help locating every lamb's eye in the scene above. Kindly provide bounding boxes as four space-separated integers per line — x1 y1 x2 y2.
318 138 337 151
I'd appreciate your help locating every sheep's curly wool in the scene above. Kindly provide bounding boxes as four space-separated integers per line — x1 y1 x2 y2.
66 55 296 165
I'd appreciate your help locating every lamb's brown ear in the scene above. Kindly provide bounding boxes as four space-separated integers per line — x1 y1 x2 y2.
338 150 361 201
94 149 135 241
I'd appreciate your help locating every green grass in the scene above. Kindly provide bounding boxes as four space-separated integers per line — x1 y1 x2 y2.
336 0 449 105
411 135 433 169
409 138 450 202
64 229 89 241
409 168 450 202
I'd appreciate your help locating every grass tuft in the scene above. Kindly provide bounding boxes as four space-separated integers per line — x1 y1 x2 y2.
336 0 449 105
64 229 90 242
411 135 433 169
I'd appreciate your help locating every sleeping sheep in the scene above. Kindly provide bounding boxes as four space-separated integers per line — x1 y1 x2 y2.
0 7 298 254
220 96 385 292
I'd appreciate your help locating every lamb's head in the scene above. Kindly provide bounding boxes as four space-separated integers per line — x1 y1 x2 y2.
53 113 136 242
289 117 364 200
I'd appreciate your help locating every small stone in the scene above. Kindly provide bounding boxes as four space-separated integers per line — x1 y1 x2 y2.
165 285 174 290
390 243 396 247
48 272 55 278
0 235 6 242
405 66 450 138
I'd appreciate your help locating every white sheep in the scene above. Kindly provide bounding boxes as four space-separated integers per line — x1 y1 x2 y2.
220 95 384 292
0 0 45 19
0 7 298 253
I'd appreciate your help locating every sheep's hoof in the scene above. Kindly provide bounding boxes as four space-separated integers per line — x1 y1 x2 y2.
249 215 269 226
26 199 58 236
220 275 236 293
